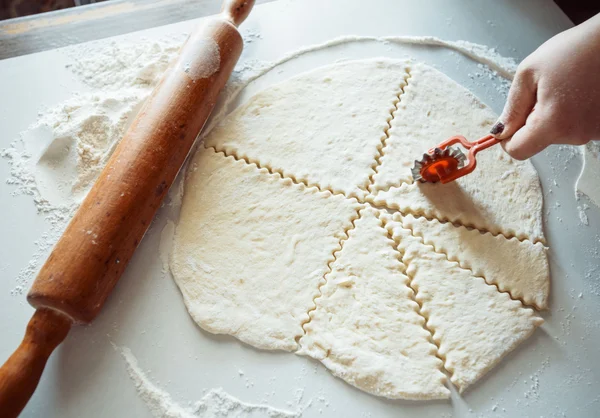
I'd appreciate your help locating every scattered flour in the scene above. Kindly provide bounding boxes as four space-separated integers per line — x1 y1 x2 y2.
3 35 186 212
179 38 221 81
240 35 517 81
513 357 550 408
1 36 184 293
116 344 302 418
206 34 518 135
241 28 263 44
577 202 590 226
385 36 517 78
0 140 73 294
65 35 186 89
29 90 146 206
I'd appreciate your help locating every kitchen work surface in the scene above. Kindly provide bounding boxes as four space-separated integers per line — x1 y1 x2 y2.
1 0 599 417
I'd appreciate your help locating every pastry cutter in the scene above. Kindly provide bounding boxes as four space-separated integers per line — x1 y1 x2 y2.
0 0 254 416
411 134 502 184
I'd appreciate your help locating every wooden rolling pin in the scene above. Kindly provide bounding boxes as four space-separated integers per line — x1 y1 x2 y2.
0 0 254 415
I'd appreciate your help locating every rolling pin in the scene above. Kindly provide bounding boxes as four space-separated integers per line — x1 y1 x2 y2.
0 0 254 415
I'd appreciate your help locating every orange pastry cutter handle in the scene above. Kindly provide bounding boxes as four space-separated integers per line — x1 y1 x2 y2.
423 134 502 183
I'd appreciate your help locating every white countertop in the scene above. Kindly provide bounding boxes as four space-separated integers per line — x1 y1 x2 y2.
3 1 599 417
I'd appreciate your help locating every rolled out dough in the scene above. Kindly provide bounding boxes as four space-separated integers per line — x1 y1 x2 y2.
402 214 550 310
384 213 543 392
170 146 361 351
298 207 449 400
170 58 549 400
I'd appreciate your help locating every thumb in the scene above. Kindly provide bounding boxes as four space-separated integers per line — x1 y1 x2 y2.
490 67 537 140
501 106 552 160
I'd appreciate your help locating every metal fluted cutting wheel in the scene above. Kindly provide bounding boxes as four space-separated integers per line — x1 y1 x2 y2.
411 146 467 183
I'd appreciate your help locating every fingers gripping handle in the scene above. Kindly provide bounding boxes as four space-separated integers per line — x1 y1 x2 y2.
0 309 72 418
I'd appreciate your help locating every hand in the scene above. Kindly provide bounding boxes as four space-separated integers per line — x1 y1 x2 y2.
490 14 600 160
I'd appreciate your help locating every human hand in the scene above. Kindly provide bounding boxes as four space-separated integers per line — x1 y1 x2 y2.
490 14 600 160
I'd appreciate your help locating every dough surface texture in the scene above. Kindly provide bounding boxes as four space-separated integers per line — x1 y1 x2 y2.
384 213 543 392
171 147 361 351
170 58 549 400
205 59 410 199
402 214 550 310
298 208 450 400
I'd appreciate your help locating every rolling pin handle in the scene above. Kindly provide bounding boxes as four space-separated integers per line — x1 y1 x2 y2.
221 0 255 26
0 308 72 418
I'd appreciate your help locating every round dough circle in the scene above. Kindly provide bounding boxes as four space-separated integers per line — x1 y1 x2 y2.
170 59 548 400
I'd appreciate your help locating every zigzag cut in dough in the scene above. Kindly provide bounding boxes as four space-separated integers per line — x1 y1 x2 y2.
299 207 450 400
170 146 361 351
402 214 550 310
384 213 543 392
205 59 410 199
369 63 545 244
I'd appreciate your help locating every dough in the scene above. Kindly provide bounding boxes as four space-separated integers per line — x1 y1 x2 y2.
171 59 549 400
402 214 550 310
384 213 543 392
298 207 449 400
368 63 545 244
204 59 410 199
170 146 361 351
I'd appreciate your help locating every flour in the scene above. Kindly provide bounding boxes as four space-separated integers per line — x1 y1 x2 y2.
577 202 590 226
0 142 73 294
66 35 186 89
179 38 220 81
384 36 517 78
4 35 185 211
116 344 302 418
32 91 147 206
1 36 184 294
7 230 63 296
512 356 550 408
241 28 263 44
256 35 517 81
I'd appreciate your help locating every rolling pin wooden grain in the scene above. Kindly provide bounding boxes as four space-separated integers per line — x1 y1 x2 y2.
0 0 254 415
